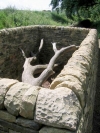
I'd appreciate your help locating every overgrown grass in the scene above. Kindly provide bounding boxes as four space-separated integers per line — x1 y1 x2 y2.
0 7 100 38
0 7 73 29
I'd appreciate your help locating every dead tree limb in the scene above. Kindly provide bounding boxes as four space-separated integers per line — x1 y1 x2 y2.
34 43 78 86
20 39 48 84
21 40 78 87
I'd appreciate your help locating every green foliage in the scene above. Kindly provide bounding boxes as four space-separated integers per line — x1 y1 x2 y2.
0 10 7 28
0 7 73 29
50 0 100 18
51 12 70 24
0 6 100 38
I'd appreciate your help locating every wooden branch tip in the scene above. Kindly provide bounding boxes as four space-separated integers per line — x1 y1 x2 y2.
19 48 26 59
52 42 57 53
39 39 44 52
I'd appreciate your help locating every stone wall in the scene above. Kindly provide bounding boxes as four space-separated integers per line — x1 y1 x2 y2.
0 26 99 133
0 26 89 80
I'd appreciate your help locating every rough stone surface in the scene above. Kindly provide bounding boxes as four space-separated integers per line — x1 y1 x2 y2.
50 75 81 89
9 129 20 133
39 126 75 133
4 82 32 116
0 131 8 133
19 86 40 119
55 67 87 85
0 121 8 132
72 50 92 66
0 26 89 80
35 87 82 131
0 110 16 123
50 75 85 108
0 78 18 109
0 119 38 133
92 40 100 133
16 117 42 131
67 55 90 72
0 28 98 133
55 81 85 108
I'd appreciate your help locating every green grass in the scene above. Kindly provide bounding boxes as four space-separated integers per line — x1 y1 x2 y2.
0 6 100 38
0 7 73 29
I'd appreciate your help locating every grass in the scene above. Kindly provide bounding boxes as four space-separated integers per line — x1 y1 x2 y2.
0 6 100 38
0 7 73 29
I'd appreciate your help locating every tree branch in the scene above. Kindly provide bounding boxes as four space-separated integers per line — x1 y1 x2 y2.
21 40 78 87
33 44 78 86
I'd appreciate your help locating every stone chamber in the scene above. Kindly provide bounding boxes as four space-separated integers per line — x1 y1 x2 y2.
0 25 99 133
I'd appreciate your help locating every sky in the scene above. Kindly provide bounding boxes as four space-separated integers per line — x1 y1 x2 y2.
0 0 52 11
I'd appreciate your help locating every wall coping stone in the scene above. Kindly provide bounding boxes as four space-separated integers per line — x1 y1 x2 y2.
0 26 98 133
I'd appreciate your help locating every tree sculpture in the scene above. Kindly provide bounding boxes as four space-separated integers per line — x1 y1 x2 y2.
20 39 78 87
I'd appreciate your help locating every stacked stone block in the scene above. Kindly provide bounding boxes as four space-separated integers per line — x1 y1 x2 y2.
0 26 89 80
0 26 98 133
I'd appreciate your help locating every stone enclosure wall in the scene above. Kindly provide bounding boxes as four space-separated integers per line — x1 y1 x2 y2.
0 26 88 80
0 26 99 133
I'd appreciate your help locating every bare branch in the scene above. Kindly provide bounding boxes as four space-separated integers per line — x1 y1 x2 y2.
52 42 57 53
39 39 44 53
33 44 78 86
30 39 44 57
48 44 77 70
21 40 78 87
21 39 45 85
19 48 27 59
35 39 44 56
32 64 48 75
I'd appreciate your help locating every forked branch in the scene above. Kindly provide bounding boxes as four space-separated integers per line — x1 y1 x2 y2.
20 39 48 84
35 43 78 86
21 40 78 87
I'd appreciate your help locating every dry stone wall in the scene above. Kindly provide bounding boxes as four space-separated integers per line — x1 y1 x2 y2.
0 26 89 80
0 26 99 133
